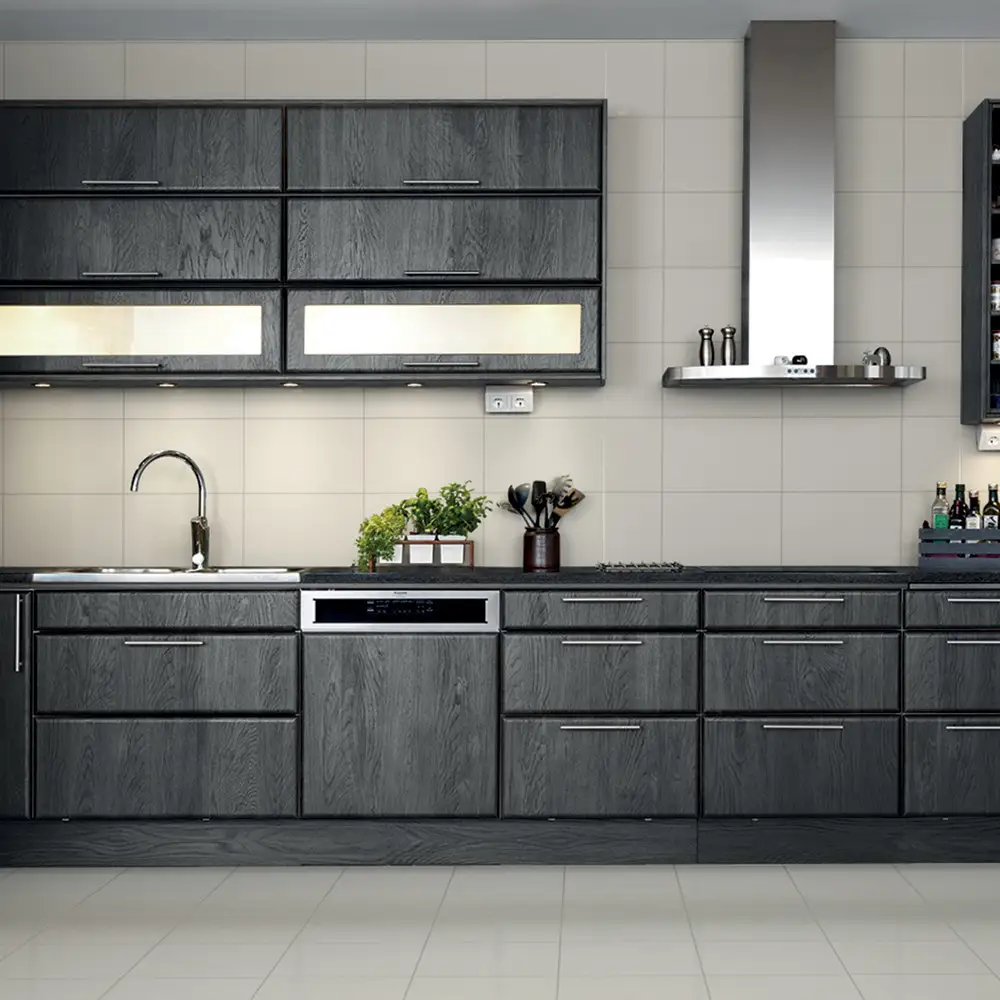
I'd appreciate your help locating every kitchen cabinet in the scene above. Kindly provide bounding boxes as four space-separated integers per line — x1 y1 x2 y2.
503 717 697 818
286 103 603 192
704 591 900 629
0 199 280 283
35 718 297 818
702 717 899 816
905 633 1000 711
0 105 282 193
504 590 699 630
302 634 498 817
906 717 1000 815
287 197 599 283
906 590 1000 628
0 594 30 818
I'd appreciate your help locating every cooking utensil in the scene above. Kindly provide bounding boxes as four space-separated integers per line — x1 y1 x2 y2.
551 488 585 524
548 474 573 501
530 480 548 529
506 485 534 528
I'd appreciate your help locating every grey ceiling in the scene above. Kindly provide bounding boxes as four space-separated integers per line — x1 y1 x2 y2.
4 0 1000 40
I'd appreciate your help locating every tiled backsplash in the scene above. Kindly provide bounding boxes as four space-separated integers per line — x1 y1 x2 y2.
0 38 988 567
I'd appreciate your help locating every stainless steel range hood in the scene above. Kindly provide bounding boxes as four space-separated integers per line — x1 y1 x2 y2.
662 20 925 389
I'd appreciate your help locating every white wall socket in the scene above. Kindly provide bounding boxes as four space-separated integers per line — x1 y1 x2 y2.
485 386 534 414
978 426 1000 451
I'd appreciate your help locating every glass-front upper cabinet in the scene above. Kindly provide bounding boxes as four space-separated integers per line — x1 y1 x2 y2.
0 289 281 377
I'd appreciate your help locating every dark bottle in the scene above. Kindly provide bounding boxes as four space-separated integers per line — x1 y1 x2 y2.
949 484 969 529
985 484 1000 529
968 491 983 530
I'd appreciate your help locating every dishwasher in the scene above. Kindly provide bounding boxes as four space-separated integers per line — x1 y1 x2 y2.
299 590 501 817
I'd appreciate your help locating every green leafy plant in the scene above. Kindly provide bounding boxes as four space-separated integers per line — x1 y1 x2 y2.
355 504 407 571
434 481 493 536
400 487 442 535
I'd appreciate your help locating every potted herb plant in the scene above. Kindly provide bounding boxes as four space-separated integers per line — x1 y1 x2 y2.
355 504 407 573
434 481 492 564
400 487 441 564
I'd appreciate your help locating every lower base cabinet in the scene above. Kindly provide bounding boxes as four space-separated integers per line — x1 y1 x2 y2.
35 719 297 818
906 718 1000 815
703 717 899 816
502 717 697 818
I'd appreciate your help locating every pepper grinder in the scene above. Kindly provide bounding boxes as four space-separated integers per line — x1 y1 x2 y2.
720 325 737 365
698 327 715 366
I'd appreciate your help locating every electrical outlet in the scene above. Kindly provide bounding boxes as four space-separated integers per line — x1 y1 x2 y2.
978 426 1000 451
485 386 534 414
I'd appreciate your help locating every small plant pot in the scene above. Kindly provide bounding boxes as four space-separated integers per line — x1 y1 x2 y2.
390 543 404 564
438 534 467 565
407 533 435 564
523 528 560 573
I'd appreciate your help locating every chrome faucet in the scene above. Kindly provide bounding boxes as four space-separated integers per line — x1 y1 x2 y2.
130 450 210 571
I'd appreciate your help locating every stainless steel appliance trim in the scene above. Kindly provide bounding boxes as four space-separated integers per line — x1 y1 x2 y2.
762 724 845 731
14 594 21 674
81 362 164 369
762 639 844 645
946 640 1000 645
946 725 1000 731
762 596 845 603
299 589 501 633
81 179 161 187
403 270 482 277
559 724 642 732
662 364 927 387
79 271 163 279
561 597 644 604
123 640 206 647
560 639 644 646
402 179 481 187
947 598 1000 604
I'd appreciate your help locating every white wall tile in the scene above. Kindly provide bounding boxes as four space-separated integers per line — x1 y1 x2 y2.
606 42 665 117
664 118 742 193
902 417 963 493
125 42 245 99
4 389 122 420
4 494 121 566
836 118 904 192
662 493 781 565
123 419 243 494
607 268 663 344
663 418 781 493
901 342 961 418
604 493 662 562
782 418 902 493
593 343 664 418
366 418 483 495
5 419 123 494
663 268 741 343
904 193 962 267
123 388 243 420
664 194 741 268
486 41 605 99
835 267 903 344
366 42 485 99
124 492 243 567
904 42 963 118
782 493 902 565
244 494 363 568
903 267 961 342
781 382 902 420
835 41 904 118
901 490 933 563
5 43 125 99
836 193 904 266
364 387 483 419
662 344 782 418
905 119 962 192
608 193 664 267
958 424 1000 494
245 419 363 494
245 42 365 99
609 118 665 193
603 418 662 493
664 41 742 118
244 388 364 419
964 41 1000 114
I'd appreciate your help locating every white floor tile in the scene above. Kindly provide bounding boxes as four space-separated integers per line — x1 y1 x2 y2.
30 919 173 947
0 943 149 980
691 916 825 941
697 940 846 976
102 980 262 1000
416 940 559 978
559 940 702 977
409 977 558 1000
428 919 562 944
832 939 990 975
562 916 694 942
559 976 709 999
853 975 1000 1000
819 915 959 941
706 976 862 1000
254 980 411 1000
270 941 425 978
127 942 287 979
0 983 115 1000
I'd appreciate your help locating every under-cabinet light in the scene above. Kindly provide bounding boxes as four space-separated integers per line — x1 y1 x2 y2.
33 382 50 388
407 382 423 388
158 382 175 388
282 382 299 388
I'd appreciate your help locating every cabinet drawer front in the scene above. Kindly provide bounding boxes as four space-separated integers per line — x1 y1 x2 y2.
906 591 1000 628
504 591 698 630
287 104 602 192
0 106 282 192
36 634 297 714
35 719 297 818
0 199 280 282
502 634 697 713
503 717 697 818
703 718 899 816
287 197 599 283
704 591 900 629
905 634 1000 711
704 633 899 712
37 591 298 631
906 718 1000 815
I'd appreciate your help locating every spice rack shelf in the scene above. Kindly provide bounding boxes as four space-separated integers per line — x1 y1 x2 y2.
919 528 1000 570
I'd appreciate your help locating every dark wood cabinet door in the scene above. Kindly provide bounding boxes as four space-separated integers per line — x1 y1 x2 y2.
0 288 281 375
504 591 699 630
503 717 697 818
905 633 1000 711
287 197 600 282
0 105 282 192
302 634 498 817
703 633 899 713
502 633 698 713
703 718 899 816
906 591 1000 628
0 199 280 282
0 594 29 818
287 103 603 192
35 719 297 818
36 634 297 714
286 286 600 377
704 591 901 629
906 718 1000 815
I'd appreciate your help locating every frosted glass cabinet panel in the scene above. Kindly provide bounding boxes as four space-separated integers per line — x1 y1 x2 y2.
0 290 281 375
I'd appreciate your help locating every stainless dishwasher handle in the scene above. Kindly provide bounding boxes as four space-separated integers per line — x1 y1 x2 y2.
762 724 845 731
762 640 844 646
81 179 161 188
946 640 1000 645
123 640 205 647
402 179 481 187
561 597 644 604
81 362 163 369
946 598 1000 603
946 725 1000 731
560 724 641 732
14 594 22 674
762 597 845 603
80 271 162 279
402 361 481 368
404 269 482 277
561 640 644 646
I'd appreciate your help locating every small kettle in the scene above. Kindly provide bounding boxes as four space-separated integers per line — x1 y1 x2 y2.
862 347 892 366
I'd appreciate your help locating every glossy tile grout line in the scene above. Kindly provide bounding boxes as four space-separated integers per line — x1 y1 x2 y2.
673 862 711 995
402 867 457 999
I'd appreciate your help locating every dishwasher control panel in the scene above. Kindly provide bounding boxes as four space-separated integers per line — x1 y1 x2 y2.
300 590 500 632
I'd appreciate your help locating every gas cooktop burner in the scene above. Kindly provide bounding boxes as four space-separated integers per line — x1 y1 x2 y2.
596 561 685 573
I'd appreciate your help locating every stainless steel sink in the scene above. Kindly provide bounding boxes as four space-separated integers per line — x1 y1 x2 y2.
32 567 301 584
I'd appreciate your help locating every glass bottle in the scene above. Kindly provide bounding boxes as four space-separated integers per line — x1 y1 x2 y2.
950 483 969 532
968 490 983 530
984 484 1000 529
931 482 949 529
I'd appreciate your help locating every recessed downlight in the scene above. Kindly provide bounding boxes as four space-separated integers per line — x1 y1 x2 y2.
282 382 299 388
158 382 175 388
407 382 423 388
530 381 547 387
33 382 51 388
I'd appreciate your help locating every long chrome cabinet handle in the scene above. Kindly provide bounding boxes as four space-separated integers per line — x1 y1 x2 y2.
560 724 641 732
762 724 845 731
762 640 844 646
404 269 482 277
80 271 162 279
402 361 481 368
123 640 205 647
14 594 22 674
81 179 161 187
946 598 1000 603
762 597 846 603
946 640 1000 645
81 362 163 369
946 725 1000 731
561 639 644 646
562 597 644 604
402 179 481 187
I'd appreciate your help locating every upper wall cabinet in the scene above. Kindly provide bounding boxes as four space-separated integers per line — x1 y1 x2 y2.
286 104 603 192
0 105 282 193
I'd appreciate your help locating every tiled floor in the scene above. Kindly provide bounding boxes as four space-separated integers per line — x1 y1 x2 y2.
2 864 1000 998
